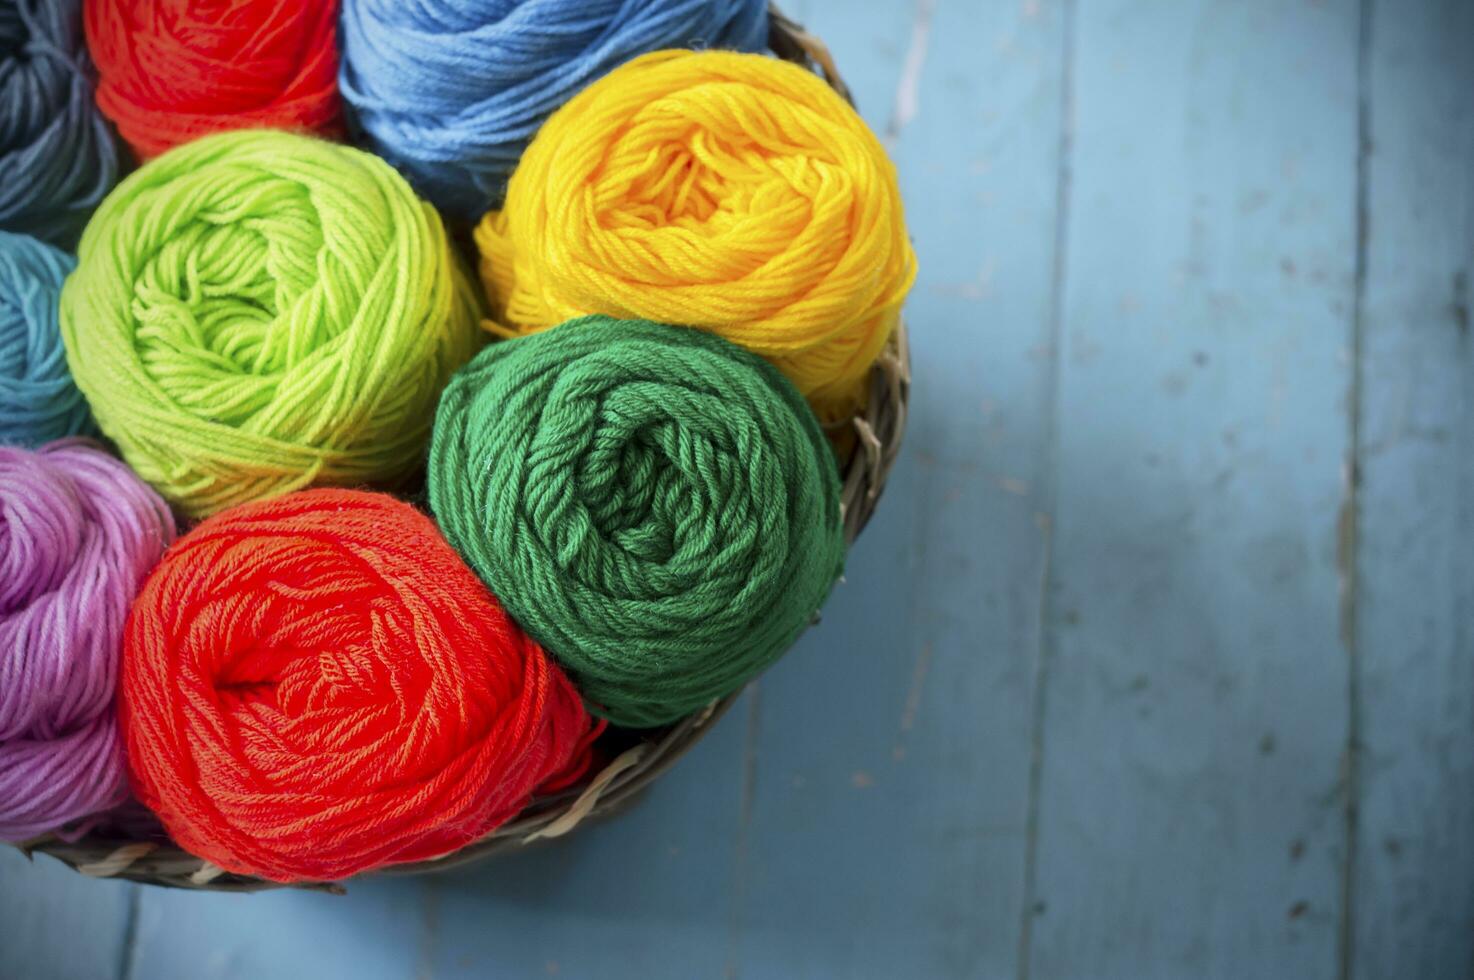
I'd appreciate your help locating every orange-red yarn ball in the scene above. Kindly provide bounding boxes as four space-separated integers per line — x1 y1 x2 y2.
120 489 597 882
85 0 341 159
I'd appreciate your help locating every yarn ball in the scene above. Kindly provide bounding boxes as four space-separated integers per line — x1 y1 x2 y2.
475 49 917 422
0 438 175 842
0 232 90 446
429 316 845 728
59 129 482 518
0 0 118 248
86 0 341 159
339 0 768 222
120 489 597 883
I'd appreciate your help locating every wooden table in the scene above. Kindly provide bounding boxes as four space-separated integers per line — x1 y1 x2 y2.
4 1 1470 977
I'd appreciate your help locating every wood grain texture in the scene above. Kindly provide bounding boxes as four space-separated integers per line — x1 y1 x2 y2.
1349 1 1474 976
1024 2 1360 977
415 702 750 979
2 1 1471 977
729 0 1064 976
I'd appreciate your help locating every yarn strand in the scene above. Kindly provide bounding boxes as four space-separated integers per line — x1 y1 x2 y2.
86 0 341 159
0 232 90 446
0 438 175 841
339 0 769 220
430 316 845 728
475 49 917 421
60 130 482 517
0 0 118 248
121 489 596 882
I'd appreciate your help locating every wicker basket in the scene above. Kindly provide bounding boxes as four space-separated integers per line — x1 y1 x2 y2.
12 7 911 892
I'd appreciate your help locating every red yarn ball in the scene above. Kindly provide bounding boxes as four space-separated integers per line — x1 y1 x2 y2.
86 0 342 159
120 489 597 882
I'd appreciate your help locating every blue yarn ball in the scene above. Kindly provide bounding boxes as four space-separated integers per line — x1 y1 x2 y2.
0 231 90 446
0 0 118 249
339 0 769 222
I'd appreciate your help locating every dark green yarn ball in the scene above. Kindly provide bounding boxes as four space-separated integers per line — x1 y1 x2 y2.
428 316 845 728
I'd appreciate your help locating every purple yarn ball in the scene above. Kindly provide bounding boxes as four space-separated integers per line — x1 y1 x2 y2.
0 438 175 841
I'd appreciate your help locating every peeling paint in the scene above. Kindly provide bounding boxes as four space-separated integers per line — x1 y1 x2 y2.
886 0 935 144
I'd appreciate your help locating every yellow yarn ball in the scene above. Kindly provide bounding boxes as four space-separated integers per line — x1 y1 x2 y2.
474 49 916 421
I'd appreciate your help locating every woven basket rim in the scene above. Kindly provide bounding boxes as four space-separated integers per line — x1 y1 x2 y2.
16 5 912 892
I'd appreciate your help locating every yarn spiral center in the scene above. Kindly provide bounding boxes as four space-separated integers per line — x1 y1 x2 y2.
477 50 917 422
133 188 331 411
61 130 482 517
554 366 779 578
121 489 593 881
601 95 830 265
431 317 846 728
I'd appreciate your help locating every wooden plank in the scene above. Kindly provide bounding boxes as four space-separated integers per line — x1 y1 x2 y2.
1025 2 1360 978
0 848 133 980
127 877 426 978
418 704 751 978
1350 1 1474 975
118 691 751 979
731 0 1065 976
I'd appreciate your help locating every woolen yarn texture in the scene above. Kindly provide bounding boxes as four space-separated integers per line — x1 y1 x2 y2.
475 49 917 421
60 130 482 518
120 489 597 883
0 231 90 446
0 438 175 842
429 316 845 728
86 0 341 159
0 0 118 248
339 0 768 221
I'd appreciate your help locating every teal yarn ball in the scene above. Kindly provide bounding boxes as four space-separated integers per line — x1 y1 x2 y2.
0 231 90 446
429 316 845 728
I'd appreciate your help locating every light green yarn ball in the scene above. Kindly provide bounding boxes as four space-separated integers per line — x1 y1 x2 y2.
59 129 482 517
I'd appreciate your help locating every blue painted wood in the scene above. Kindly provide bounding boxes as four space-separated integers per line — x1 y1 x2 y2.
4 2 1473 977
1350 1 1474 976
0 847 133 980
416 701 751 978
1024 2 1360 978
729 0 1064 977
126 876 427 979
